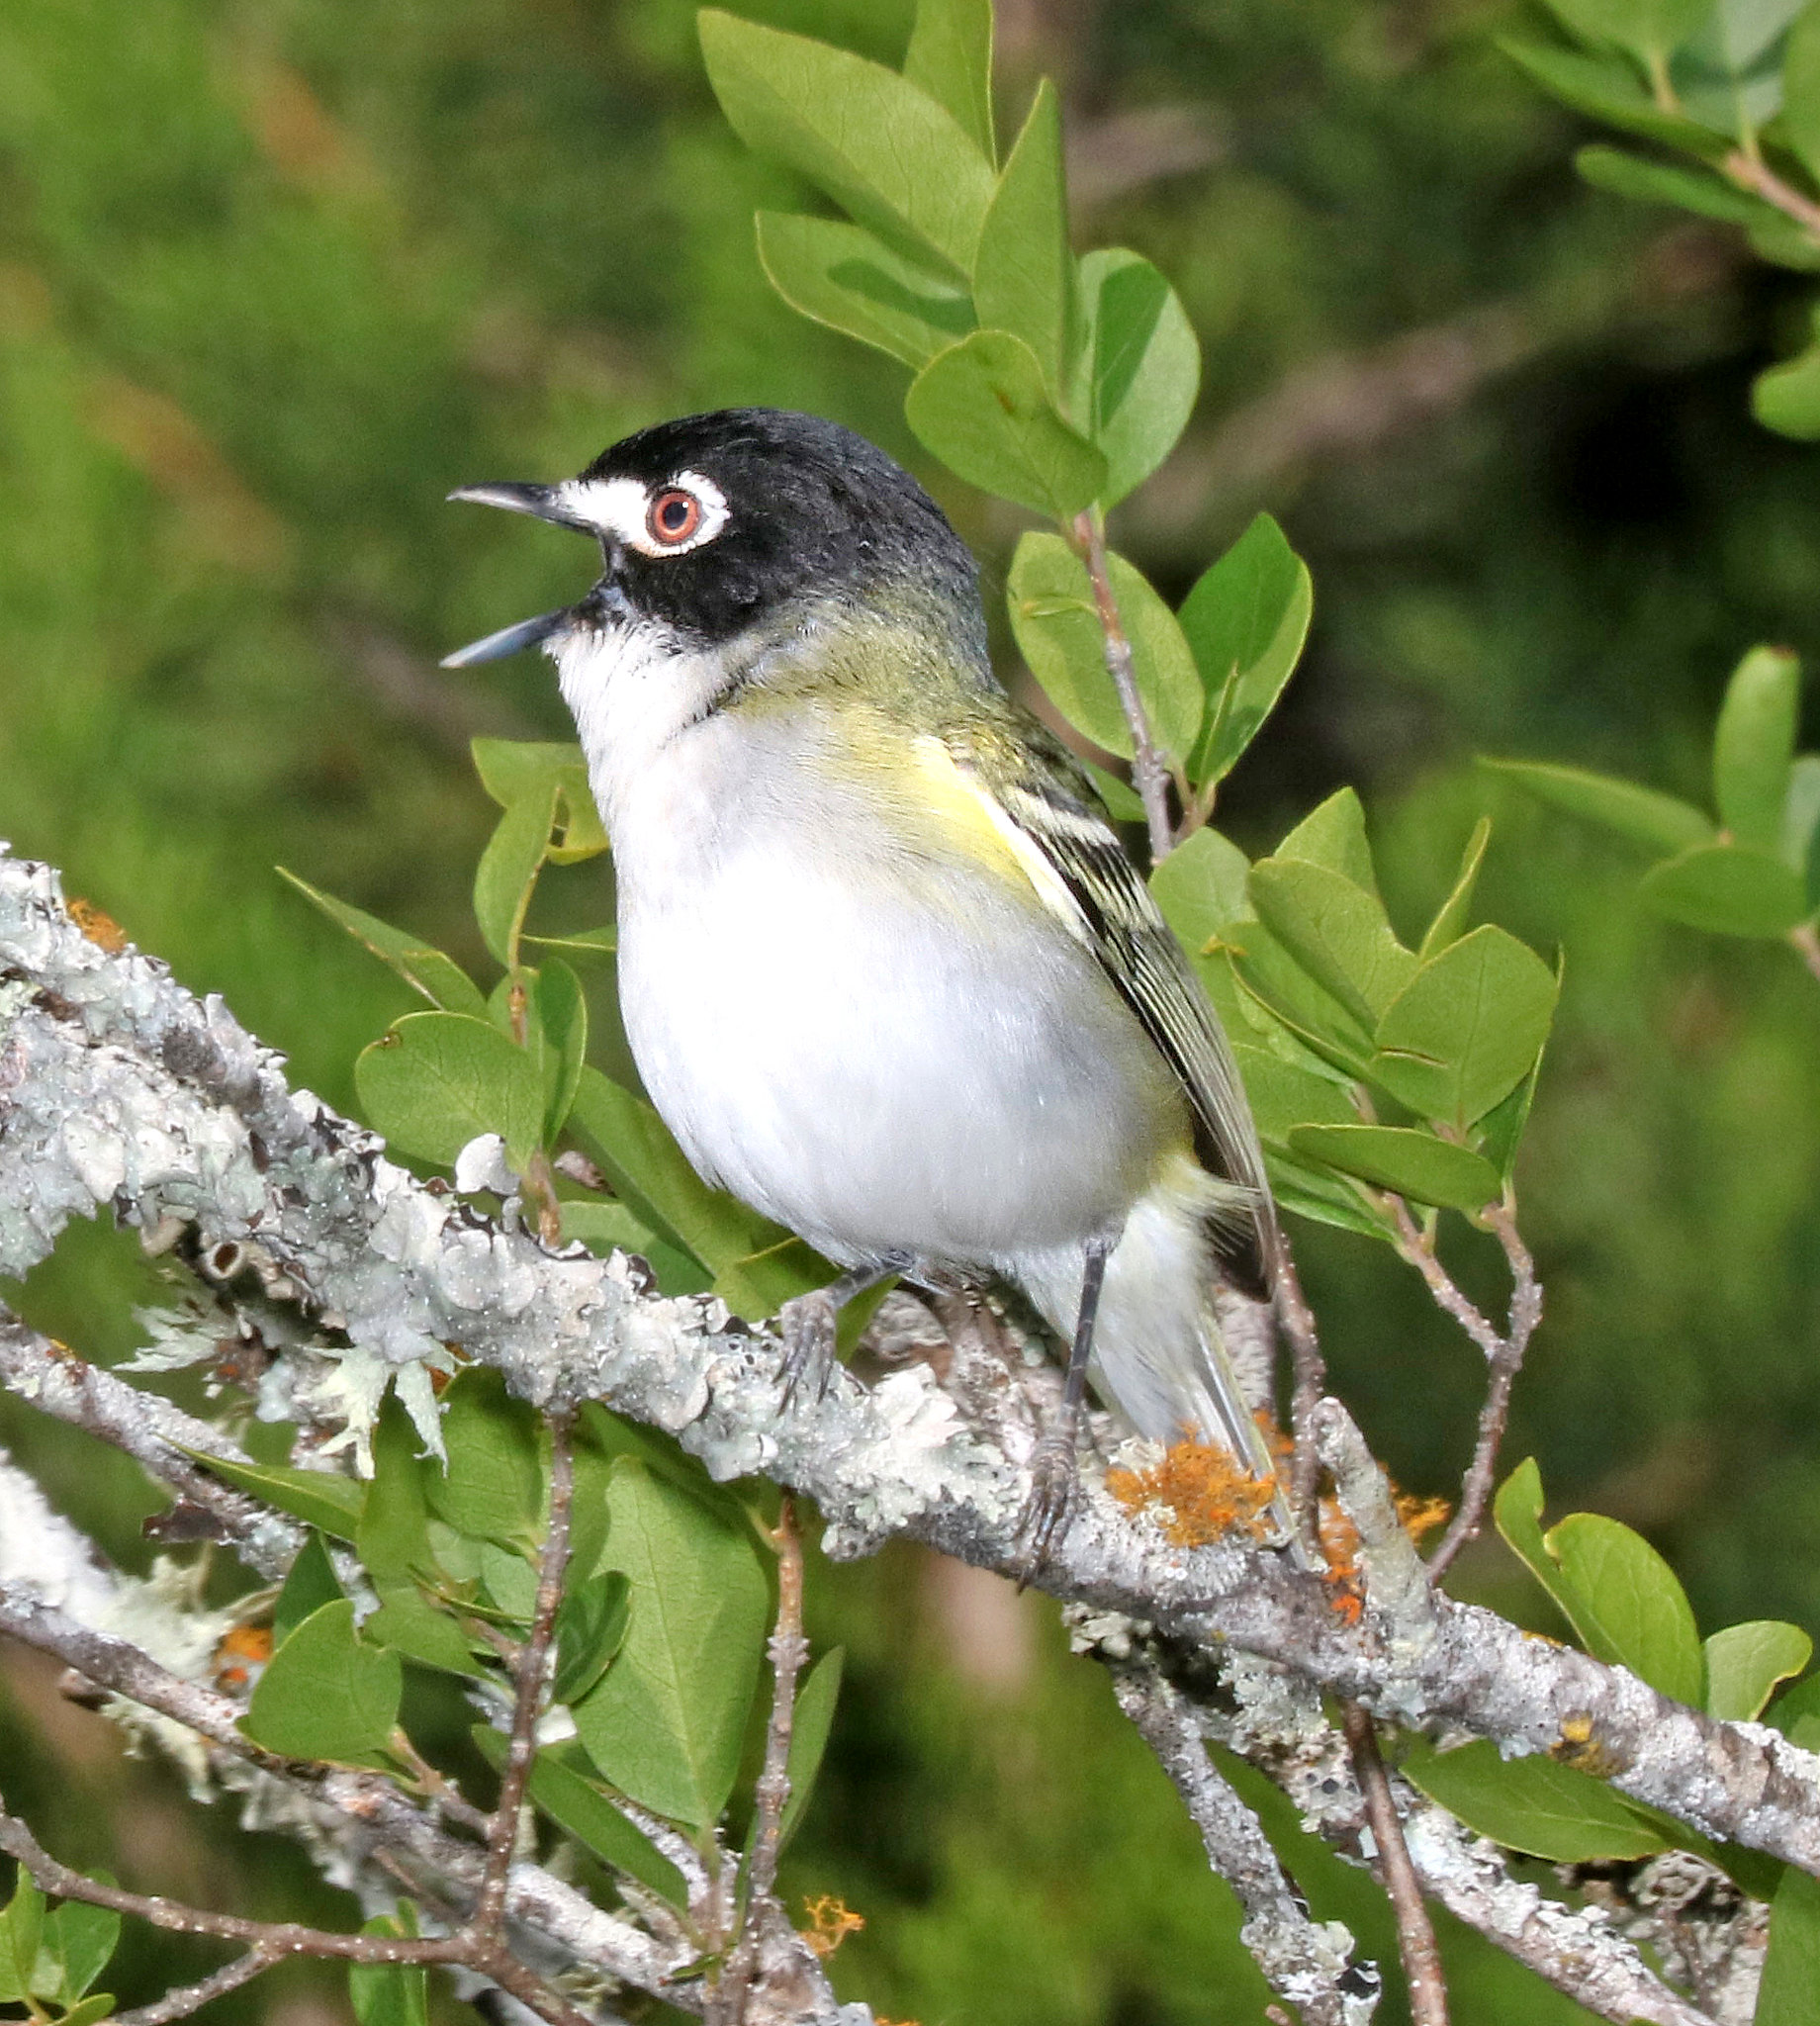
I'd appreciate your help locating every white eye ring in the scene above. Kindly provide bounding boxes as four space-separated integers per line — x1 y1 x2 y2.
555 470 729 557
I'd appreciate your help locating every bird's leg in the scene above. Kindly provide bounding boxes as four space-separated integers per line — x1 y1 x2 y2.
1020 1237 1113 1568
778 1253 910 1409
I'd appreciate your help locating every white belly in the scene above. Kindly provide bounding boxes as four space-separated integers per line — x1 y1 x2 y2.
609 737 1180 1267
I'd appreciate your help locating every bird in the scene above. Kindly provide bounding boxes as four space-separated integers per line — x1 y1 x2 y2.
443 407 1288 1557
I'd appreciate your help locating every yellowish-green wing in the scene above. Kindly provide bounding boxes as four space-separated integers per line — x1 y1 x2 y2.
941 727 1276 1293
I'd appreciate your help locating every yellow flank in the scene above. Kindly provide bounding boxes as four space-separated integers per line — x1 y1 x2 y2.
909 735 1090 942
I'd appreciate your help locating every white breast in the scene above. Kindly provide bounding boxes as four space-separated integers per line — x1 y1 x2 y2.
554 624 1181 1270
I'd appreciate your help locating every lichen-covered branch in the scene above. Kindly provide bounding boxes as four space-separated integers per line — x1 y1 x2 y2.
1 848 1817 2020
1110 1659 1379 2025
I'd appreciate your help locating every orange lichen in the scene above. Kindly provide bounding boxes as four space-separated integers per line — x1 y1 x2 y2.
1317 1500 1366 1623
66 898 128 954
801 1896 864 1959
1395 1491 1452 1544
1106 1433 1280 1547
214 1623 274 1694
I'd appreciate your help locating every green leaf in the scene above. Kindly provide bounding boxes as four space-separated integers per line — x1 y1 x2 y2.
1403 1738 1673 1862
566 1067 828 1318
1476 1006 1552 1186
1495 1457 1584 1625
426 1369 543 1548
974 81 1075 400
349 1912 428 2026
1419 818 1493 959
1540 0 1712 62
183 1450 365 1541
1714 645 1801 847
756 212 973 369
277 871 490 1020
1248 860 1418 1031
45 1899 119 2005
1703 1621 1814 1720
778 1646 844 1853
356 1011 546 1170
902 0 994 160
1229 1042 1358 1147
364 1586 489 1678
1270 1161 1398 1241
1149 826 1253 956
1274 787 1382 897
1005 531 1202 758
1548 1513 1704 1704
474 1731 689 1908
474 788 557 967
1287 1125 1502 1213
1478 756 1715 852
1370 925 1560 1130
1639 841 1812 934
0 1869 45 2004
480 1542 539 1622
1074 249 1200 505
58 1994 117 2026
535 957 589 1142
698 8 994 278
1226 922 1379 1079
1501 38 1730 147
1575 142 1781 221
274 1529 345 1646
1783 0 1820 178
1675 0 1805 141
571 1459 770 1826
1759 1866 1820 2026
242 1600 402 1766
357 1393 434 1586
467 742 604 863
1754 337 1820 437
554 1570 632 1706
1179 515 1314 786
1785 752 1820 902
906 331 1106 515
1083 760 1145 822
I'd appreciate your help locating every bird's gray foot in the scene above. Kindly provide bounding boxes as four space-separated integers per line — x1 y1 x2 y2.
1016 1423 1081 1578
777 1288 840 1410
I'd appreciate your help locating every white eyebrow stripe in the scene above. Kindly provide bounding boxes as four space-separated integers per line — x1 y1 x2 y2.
556 469 730 557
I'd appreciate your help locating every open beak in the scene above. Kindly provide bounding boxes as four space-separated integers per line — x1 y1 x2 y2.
440 481 598 668
447 481 598 532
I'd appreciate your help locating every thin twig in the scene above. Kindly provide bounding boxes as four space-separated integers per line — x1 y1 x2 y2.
1342 1704 1449 2026
1789 921 1820 985
476 1410 575 1932
1722 150 1820 241
1272 1238 1328 1556
1390 1199 1543 1583
110 1947 282 2026
714 1495 809 2025
1069 509 1174 862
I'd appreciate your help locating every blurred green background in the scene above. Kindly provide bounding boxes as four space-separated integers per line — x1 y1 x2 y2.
3 0 1818 2020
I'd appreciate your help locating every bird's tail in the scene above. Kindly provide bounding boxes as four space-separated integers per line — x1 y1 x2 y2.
1015 1167 1299 1546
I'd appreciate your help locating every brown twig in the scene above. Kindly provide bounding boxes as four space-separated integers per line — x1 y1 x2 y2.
1069 508 1174 862
714 1495 809 2025
1789 921 1820 985
1342 1704 1449 2026
1272 1238 1328 1556
476 1410 575 1932
110 1947 283 2025
1722 150 1820 242
1389 1197 1544 1582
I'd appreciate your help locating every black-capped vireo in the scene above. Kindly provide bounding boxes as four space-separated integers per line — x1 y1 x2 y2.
445 409 1286 1556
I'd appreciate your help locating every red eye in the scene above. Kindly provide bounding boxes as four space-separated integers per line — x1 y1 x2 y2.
647 488 703 546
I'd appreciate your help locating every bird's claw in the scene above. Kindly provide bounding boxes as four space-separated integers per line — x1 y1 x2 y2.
777 1288 840 1411
1015 1429 1080 1583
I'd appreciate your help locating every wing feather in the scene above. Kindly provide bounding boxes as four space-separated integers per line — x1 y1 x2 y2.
947 729 1276 1294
